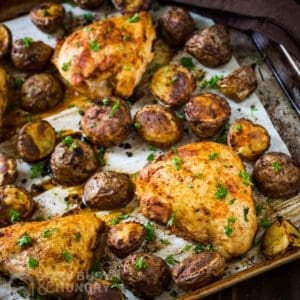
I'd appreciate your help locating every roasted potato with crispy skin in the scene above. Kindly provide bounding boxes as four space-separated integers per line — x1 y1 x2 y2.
0 153 17 186
158 7 194 47
262 217 300 257
185 93 231 139
172 252 225 290
73 0 104 9
0 24 12 59
121 253 171 298
0 185 33 227
17 120 56 162
150 64 195 107
83 171 134 210
134 104 183 148
217 64 257 101
227 118 270 161
112 0 151 13
30 2 65 33
20 73 64 113
253 152 300 198
11 39 53 71
186 24 232 68
107 222 145 257
86 279 125 300
81 98 132 147
0 67 9 128
50 138 98 186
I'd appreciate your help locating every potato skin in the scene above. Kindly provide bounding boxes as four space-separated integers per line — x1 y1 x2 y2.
158 7 194 47
186 24 232 68
134 104 183 148
150 64 195 107
107 222 145 257
81 98 132 147
20 73 64 113
83 171 134 210
86 280 125 300
185 93 231 139
121 253 171 298
30 2 65 33
253 152 300 198
172 251 225 290
227 118 270 161
0 153 17 186
0 185 33 227
50 139 98 186
0 24 12 59
112 0 151 13
217 64 257 101
73 0 104 9
11 39 53 71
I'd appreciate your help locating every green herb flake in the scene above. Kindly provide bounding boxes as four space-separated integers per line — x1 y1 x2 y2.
74 232 81 242
239 170 253 186
235 124 243 132
109 100 120 118
134 122 141 129
62 250 73 263
184 244 192 251
96 146 106 167
21 37 33 48
62 60 71 72
194 173 202 179
30 162 45 179
215 183 228 199
209 152 218 160
243 207 249 222
175 112 186 120
260 218 272 228
135 256 148 270
12 77 24 89
180 56 195 70
110 277 122 289
147 153 155 162
90 40 100 52
271 161 282 172
255 205 264 216
9 209 21 223
28 256 39 269
83 13 94 22
17 233 32 247
127 13 140 23
165 255 179 266
173 156 181 170
83 26 91 32
111 213 130 225
24 114 32 123
160 239 171 245
201 74 223 89
124 64 131 71
224 217 236 237
145 221 155 241
62 136 77 151
167 211 177 227
194 243 215 253
229 198 236 205
102 98 110 106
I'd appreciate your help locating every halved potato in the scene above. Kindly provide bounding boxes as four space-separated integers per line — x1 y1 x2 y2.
0 24 12 59
227 118 270 160
0 153 17 186
0 67 9 128
262 217 300 257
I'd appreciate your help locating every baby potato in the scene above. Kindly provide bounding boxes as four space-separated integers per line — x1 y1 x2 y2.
158 7 194 47
150 64 195 107
217 64 257 101
0 153 17 186
185 93 231 139
17 120 56 162
0 24 12 59
262 217 300 258
107 222 145 257
30 2 65 33
172 251 225 291
86 279 125 300
0 185 33 227
134 104 183 148
73 0 104 9
112 0 151 13
186 24 232 68
227 118 270 161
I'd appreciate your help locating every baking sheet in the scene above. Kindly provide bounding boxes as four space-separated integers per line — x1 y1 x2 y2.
0 3 299 299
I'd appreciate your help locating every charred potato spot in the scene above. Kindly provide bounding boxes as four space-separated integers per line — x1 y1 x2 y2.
227 118 270 161
217 64 257 101
121 253 171 298
30 2 65 33
83 171 134 210
11 39 53 71
0 24 12 59
262 217 300 257
134 104 183 148
50 139 98 186
112 0 151 13
107 222 145 257
20 73 64 113
86 279 125 300
73 0 104 9
186 24 232 68
150 64 195 107
172 251 225 290
81 98 132 147
253 152 300 198
0 185 33 227
0 153 17 186
17 120 56 162
185 93 231 139
158 7 194 47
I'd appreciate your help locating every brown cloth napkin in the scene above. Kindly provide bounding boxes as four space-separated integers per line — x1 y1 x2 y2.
164 0 300 61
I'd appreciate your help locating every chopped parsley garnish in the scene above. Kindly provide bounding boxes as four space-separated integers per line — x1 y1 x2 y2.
28 256 39 269
62 250 73 263
215 183 228 199
30 162 45 179
184 244 192 251
180 56 195 70
75 232 81 242
209 152 218 160
243 207 249 222
145 221 155 241
172 153 181 170
134 122 141 129
124 64 131 71
90 40 100 52
160 239 171 245
239 170 253 186
62 60 71 72
224 216 236 237
9 209 21 223
260 218 272 228
235 124 243 132
147 153 155 162
110 277 122 289
111 213 130 225
83 26 91 32
175 112 186 120
96 146 106 167
42 227 58 238
62 136 78 151
17 233 32 247
12 77 24 89
109 100 120 118
24 114 32 123
194 243 215 253
229 198 236 205
201 74 223 89
255 205 264 216
165 255 179 266
83 13 94 22
194 172 202 179
167 211 177 227
127 13 140 23
21 37 33 48
135 256 148 270
271 161 282 172
102 98 110 106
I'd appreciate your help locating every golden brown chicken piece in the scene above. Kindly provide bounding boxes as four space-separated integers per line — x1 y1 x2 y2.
0 212 104 297
136 142 257 260
53 12 156 99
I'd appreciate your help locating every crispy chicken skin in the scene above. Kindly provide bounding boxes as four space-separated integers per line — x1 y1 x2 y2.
136 142 257 260
0 213 103 297
53 12 156 99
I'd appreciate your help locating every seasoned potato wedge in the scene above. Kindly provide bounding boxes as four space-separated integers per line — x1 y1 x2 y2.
262 217 300 257
112 0 151 13
0 185 33 227
86 279 125 300
217 64 257 101
107 222 145 257
134 104 183 148
150 64 195 107
0 67 9 128
0 153 17 186
17 120 56 162
227 118 270 160
0 24 12 59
